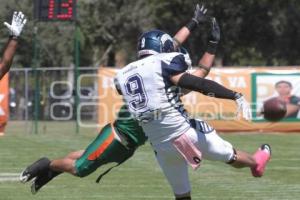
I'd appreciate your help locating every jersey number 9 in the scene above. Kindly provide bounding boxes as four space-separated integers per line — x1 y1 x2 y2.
125 74 148 110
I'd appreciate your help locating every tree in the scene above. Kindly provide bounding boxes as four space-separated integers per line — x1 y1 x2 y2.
0 0 299 67
77 0 156 67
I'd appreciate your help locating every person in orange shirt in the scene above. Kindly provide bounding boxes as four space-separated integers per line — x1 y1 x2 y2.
0 11 27 80
0 11 27 136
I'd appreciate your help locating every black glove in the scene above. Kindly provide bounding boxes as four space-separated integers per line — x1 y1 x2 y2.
186 4 208 32
193 4 208 24
206 17 220 54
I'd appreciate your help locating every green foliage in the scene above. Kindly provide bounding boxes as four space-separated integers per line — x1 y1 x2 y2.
0 0 299 67
78 0 154 66
203 0 300 66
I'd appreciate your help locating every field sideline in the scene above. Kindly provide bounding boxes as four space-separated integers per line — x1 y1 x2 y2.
0 121 300 200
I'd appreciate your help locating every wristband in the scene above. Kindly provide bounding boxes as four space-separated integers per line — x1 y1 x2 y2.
186 19 198 32
206 41 218 54
198 64 211 75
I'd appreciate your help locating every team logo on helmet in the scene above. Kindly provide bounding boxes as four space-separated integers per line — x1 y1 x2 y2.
160 33 174 53
160 34 173 46
141 37 146 48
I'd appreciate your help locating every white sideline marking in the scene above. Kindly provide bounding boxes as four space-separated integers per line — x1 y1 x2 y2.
0 173 19 182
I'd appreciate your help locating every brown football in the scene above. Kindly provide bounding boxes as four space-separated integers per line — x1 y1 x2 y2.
263 98 287 122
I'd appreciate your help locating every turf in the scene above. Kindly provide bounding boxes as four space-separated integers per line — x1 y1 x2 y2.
0 121 300 200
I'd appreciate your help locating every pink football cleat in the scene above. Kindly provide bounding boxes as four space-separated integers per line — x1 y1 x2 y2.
251 144 271 177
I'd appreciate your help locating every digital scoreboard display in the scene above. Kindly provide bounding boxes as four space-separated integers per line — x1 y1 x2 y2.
34 0 76 21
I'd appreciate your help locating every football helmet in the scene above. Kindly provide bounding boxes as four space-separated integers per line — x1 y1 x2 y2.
137 29 175 58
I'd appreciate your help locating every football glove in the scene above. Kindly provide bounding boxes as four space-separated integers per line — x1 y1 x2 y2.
208 17 220 43
192 4 208 24
206 17 220 54
235 93 252 121
186 3 208 32
4 11 27 38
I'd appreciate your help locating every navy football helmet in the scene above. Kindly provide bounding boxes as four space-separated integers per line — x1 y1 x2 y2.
137 30 175 58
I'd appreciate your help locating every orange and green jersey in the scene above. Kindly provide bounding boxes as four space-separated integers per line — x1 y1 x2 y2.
74 105 146 178
114 105 147 147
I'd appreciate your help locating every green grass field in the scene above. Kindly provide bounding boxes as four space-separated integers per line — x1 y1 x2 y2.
0 121 300 200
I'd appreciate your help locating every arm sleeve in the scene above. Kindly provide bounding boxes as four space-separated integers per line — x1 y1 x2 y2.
177 73 237 100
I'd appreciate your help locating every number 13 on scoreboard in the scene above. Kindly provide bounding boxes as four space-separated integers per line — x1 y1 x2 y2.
34 0 76 21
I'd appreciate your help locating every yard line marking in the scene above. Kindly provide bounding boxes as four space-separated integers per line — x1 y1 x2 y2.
0 173 19 182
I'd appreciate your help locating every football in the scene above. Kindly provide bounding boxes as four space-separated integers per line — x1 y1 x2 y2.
263 98 287 122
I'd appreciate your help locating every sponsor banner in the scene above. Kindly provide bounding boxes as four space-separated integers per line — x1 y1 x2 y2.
98 68 123 126
98 67 300 132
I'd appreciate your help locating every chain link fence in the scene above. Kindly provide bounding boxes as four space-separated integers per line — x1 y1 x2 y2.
9 67 102 133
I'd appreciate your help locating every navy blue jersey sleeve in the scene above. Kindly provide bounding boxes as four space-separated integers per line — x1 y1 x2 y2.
161 54 188 78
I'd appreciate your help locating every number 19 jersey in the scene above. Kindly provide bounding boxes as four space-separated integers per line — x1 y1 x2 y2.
115 52 191 145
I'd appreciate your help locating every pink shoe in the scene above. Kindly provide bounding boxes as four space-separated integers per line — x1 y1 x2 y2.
251 144 271 177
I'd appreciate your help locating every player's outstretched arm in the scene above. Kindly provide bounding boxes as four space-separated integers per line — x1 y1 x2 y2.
0 37 18 80
0 11 27 80
173 3 208 49
171 73 252 120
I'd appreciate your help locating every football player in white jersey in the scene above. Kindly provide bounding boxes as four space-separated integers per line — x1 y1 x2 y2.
115 8 271 200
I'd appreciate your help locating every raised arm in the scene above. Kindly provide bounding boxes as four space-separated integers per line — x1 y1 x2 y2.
192 17 220 78
179 17 220 96
0 11 27 80
173 4 208 49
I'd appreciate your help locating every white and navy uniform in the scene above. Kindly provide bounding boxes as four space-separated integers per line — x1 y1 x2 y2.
115 52 191 145
115 52 234 195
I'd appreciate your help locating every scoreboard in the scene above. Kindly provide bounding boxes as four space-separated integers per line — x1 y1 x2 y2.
34 0 76 21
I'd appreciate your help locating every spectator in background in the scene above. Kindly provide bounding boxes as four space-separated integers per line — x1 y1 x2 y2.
271 80 300 118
